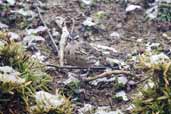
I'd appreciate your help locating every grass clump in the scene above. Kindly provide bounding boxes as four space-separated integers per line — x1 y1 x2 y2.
0 35 72 114
132 52 171 114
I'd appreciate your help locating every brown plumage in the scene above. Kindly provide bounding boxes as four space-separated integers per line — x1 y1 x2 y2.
64 41 97 67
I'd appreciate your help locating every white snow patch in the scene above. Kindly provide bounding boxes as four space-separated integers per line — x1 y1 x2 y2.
83 17 96 27
110 32 120 39
146 42 160 51
0 22 8 29
23 35 45 47
144 79 155 90
7 0 15 5
26 26 47 35
90 77 116 86
78 104 94 114
35 91 64 108
118 76 128 85
146 6 158 19
0 66 25 84
95 109 124 114
81 0 93 5
126 4 142 12
150 53 169 64
90 43 117 53
11 9 35 17
63 72 79 85
8 32 21 41
115 91 129 101
137 39 143 43
31 51 47 63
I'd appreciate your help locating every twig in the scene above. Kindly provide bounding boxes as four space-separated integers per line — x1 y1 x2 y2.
84 70 135 82
135 75 152 85
59 25 69 66
35 1 59 54
46 64 112 70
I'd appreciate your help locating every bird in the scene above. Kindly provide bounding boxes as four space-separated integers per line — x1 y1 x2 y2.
64 41 98 67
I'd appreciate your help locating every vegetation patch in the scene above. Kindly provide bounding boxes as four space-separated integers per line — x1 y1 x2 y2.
0 34 72 114
132 52 171 114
